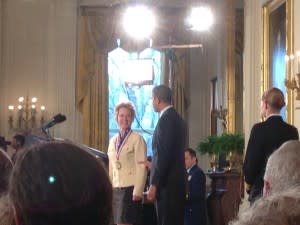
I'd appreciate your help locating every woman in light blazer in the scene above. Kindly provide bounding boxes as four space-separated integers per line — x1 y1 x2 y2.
108 102 147 225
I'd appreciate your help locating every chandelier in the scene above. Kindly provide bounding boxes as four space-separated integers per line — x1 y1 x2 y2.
8 96 46 133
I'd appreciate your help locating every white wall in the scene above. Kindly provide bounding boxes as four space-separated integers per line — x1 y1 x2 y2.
0 0 3 131
0 0 82 142
188 1 228 172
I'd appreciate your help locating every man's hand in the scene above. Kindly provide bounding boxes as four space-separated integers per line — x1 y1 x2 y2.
132 195 142 201
147 185 157 202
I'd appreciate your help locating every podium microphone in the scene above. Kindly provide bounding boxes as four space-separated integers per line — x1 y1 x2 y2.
42 113 66 132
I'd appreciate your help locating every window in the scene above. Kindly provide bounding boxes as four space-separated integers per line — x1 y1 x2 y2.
108 48 162 156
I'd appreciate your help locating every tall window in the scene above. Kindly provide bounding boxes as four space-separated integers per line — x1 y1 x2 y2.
108 48 161 156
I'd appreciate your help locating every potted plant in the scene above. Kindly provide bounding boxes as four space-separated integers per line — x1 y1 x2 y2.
196 135 223 172
196 133 245 171
217 133 245 171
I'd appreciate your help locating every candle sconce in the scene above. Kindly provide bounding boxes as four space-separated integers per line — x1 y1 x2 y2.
285 73 300 101
8 96 46 134
285 51 300 101
213 105 228 132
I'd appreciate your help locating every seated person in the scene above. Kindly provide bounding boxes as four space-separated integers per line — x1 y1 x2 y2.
10 134 25 163
229 186 300 225
5 141 112 225
263 140 300 196
0 148 13 194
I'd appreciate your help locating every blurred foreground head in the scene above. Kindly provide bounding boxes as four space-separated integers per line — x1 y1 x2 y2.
9 142 112 225
230 186 300 225
264 140 300 196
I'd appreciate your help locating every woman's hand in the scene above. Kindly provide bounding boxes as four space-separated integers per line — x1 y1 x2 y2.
132 195 142 201
138 160 152 170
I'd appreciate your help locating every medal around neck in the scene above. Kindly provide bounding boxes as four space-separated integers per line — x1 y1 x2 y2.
116 161 122 169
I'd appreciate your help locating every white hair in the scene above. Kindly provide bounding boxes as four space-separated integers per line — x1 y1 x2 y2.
229 186 300 225
264 140 300 194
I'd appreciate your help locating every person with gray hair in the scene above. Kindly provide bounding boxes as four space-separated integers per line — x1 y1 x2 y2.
229 186 300 225
263 140 300 196
147 85 187 225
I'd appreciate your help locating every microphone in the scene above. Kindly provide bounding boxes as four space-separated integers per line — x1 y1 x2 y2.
42 113 66 131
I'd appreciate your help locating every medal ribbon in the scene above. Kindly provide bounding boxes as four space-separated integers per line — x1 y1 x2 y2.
115 128 132 160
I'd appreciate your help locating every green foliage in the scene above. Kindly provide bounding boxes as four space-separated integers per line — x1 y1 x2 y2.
196 133 245 156
196 135 219 155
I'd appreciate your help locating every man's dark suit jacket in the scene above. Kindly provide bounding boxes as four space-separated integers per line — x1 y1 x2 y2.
150 107 186 225
243 115 299 202
185 164 207 225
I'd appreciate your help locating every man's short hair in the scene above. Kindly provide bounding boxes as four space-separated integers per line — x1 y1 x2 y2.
262 87 285 110
184 148 197 158
152 85 172 104
264 140 300 194
13 134 25 147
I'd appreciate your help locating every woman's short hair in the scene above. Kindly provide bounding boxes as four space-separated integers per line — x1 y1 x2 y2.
9 142 112 225
114 102 136 121
262 87 285 110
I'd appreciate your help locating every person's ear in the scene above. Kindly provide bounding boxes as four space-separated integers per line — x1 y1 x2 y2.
263 180 270 197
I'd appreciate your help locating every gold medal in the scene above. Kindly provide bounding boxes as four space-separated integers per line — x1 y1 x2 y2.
116 161 122 170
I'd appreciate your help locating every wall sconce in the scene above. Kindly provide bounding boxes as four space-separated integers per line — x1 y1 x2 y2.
213 105 228 132
285 51 300 100
8 96 46 133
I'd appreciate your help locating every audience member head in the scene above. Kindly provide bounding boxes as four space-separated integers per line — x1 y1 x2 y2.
263 140 300 196
8 141 112 225
0 136 11 151
0 195 15 225
152 85 172 112
0 149 13 194
11 135 25 151
184 148 198 169
229 186 300 225
261 87 285 117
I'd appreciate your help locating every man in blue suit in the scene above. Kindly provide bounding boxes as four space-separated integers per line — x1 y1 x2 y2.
184 148 207 225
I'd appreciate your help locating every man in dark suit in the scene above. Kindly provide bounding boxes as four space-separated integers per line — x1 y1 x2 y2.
184 148 207 225
147 85 186 225
243 87 299 204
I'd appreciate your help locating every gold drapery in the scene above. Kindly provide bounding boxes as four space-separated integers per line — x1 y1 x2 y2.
77 16 108 150
163 49 189 120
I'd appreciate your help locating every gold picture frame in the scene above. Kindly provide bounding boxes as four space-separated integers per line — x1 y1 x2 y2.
262 0 294 123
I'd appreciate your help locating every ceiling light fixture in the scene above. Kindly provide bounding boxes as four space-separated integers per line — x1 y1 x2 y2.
123 5 155 40
187 7 214 31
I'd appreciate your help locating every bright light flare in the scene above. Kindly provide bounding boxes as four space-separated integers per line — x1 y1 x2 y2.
187 7 213 31
18 97 24 103
31 97 37 103
123 5 155 39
